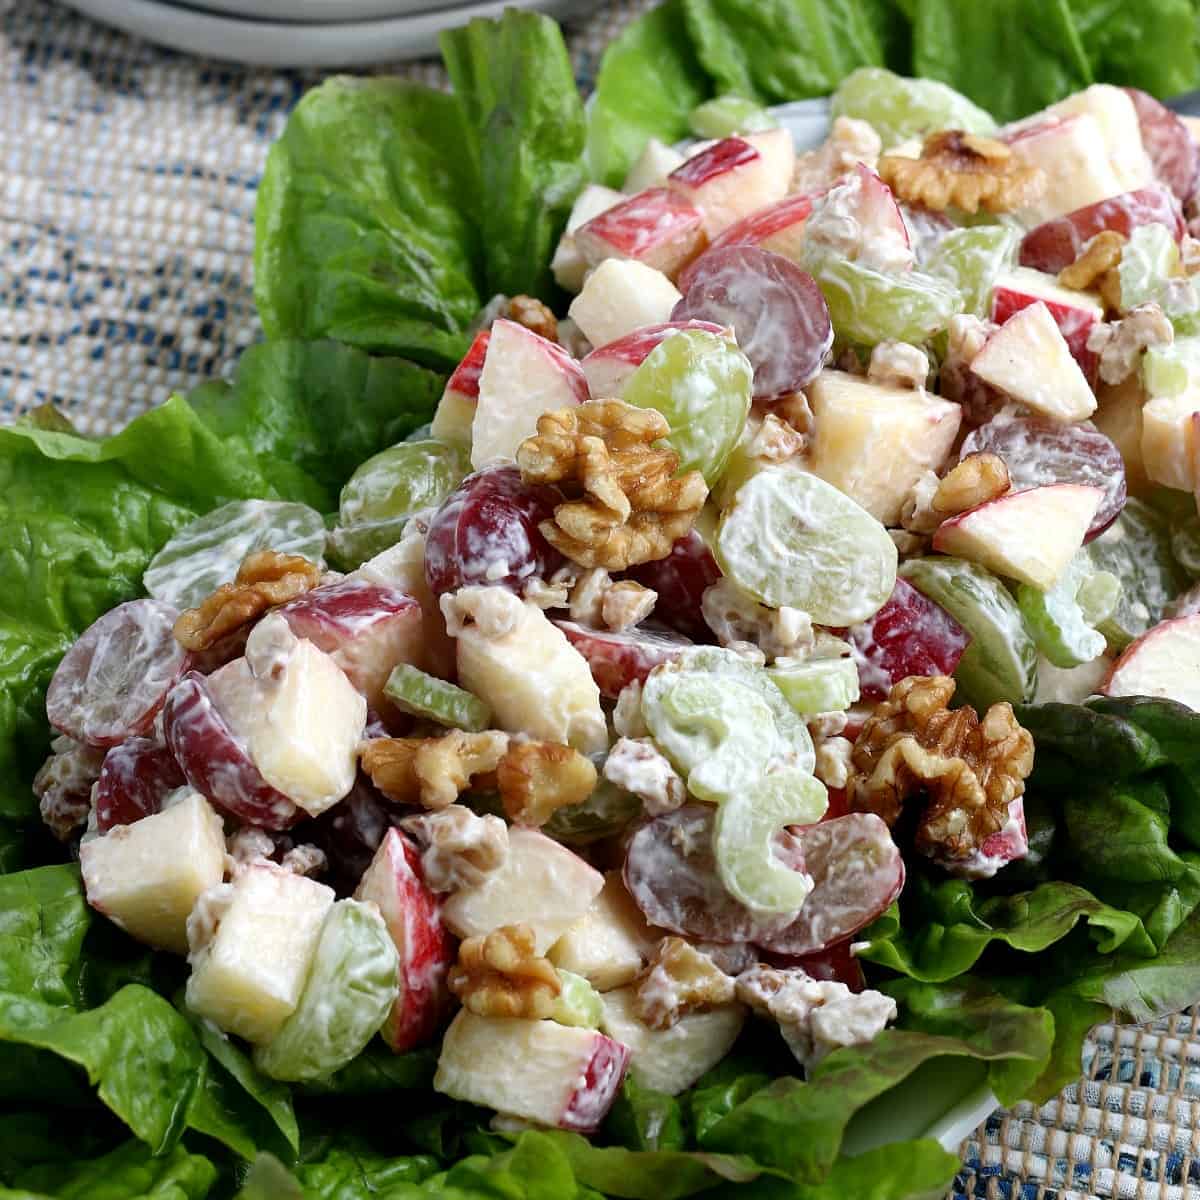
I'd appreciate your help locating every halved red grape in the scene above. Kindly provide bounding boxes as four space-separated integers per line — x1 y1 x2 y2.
624 804 801 944
960 410 1127 541
46 599 191 748
754 813 904 957
1018 185 1184 274
424 465 564 598
299 776 403 896
554 620 692 698
842 578 971 702
625 529 721 641
1126 88 1199 203
94 737 186 832
671 245 833 398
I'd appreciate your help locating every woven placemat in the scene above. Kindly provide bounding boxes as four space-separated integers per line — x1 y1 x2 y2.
3 3 1200 1197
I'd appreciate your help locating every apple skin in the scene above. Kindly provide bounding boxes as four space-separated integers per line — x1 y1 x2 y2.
574 187 708 279
580 320 726 400
553 620 693 698
355 828 456 1053
277 579 425 711
991 269 1103 383
1100 613 1200 712
667 133 793 238
162 671 302 831
431 329 489 443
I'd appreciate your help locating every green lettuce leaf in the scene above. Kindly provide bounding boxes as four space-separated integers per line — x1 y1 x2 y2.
1 1141 217 1200
1067 0 1200 98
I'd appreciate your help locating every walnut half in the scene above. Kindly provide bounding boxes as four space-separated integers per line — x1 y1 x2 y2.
361 730 510 810
633 937 736 1030
497 740 597 827
849 675 1034 862
448 923 562 1020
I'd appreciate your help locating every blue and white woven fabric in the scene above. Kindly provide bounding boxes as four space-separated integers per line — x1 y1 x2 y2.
3 3 1200 1197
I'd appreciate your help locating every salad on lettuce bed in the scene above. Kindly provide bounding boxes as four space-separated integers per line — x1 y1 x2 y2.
7 5 1200 1199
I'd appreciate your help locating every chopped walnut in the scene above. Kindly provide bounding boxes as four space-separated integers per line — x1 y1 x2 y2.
280 844 327 877
746 412 807 462
402 805 509 893
603 737 687 816
849 675 1034 863
602 582 657 632
931 452 1010 517
807 709 849 740
448 923 562 1019
1058 230 1125 307
772 391 816 439
633 937 736 1029
889 529 930 559
34 735 106 841
701 578 814 662
814 737 854 791
226 826 277 866
568 568 612 625
899 469 943 535
792 115 882 194
866 341 930 391
1181 234 1200 276
506 294 558 343
1088 302 1174 386
361 730 510 810
523 577 571 610
612 681 649 738
497 739 597 826
938 313 1002 424
878 130 1046 214
174 551 321 652
517 399 708 570
440 586 525 639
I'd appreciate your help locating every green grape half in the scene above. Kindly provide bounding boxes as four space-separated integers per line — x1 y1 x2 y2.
1017 550 1120 669
716 465 897 624
713 770 828 916
624 329 753 485
330 439 469 569
812 258 962 346
253 900 398 1083
924 226 1018 317
830 67 997 148
689 95 779 138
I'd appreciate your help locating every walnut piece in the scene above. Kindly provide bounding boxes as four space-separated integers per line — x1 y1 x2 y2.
497 740 597 826
361 730 510 810
1088 302 1174 386
603 736 687 816
448 923 562 1019
280 844 327 877
849 675 1034 862
517 399 708 570
633 937 736 1029
441 586 525 639
174 550 321 652
931 452 1010 517
1058 230 1125 309
866 341 930 391
792 114 882 194
878 131 1046 214
602 582 657 632
402 804 509 893
701 578 814 662
506 294 558 343
34 735 106 841
746 412 807 462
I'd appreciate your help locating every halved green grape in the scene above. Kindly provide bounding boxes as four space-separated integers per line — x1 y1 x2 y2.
767 655 860 715
1017 550 1120 669
899 556 1038 708
144 499 327 611
713 770 828 916
384 663 491 731
330 439 469 569
253 900 398 1083
810 258 962 346
924 226 1018 317
624 329 753 485
1171 516 1200 578
1119 223 1180 312
716 466 897 624
1143 336 1200 398
688 95 778 138
551 970 604 1029
1086 497 1189 649
830 67 997 148
542 776 642 845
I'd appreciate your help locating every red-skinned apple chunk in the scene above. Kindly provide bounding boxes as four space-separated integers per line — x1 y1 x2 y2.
554 620 692 698
990 268 1104 382
574 187 708 279
355 828 455 1051
1101 614 1200 711
277 579 424 710
580 320 725 401
435 1011 629 1130
430 328 489 445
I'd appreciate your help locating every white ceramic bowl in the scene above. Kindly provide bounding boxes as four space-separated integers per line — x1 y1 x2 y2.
172 0 471 22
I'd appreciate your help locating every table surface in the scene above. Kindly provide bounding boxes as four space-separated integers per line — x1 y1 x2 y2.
4 3 1200 1197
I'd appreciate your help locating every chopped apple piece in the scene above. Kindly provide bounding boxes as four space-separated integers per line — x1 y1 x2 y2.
1101 614 1200 710
430 329 489 446
668 132 793 237
355 828 455 1051
80 791 226 955
186 863 335 1045
441 827 604 954
991 268 1104 381
205 615 366 818
933 484 1104 590
453 592 607 753
471 319 589 469
807 370 962 525
568 259 683 349
1094 376 1151 493
969 302 1096 422
434 1011 630 1131
623 137 686 193
1140 393 1200 491
580 319 727 401
599 987 745 1096
574 188 707 280
548 871 658 991
551 184 627 293
1005 113 1127 225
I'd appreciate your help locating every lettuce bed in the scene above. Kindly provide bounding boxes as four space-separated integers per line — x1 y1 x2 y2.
4 7 1200 1199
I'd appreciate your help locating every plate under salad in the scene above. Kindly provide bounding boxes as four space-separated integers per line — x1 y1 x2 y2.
6 5 1200 1200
